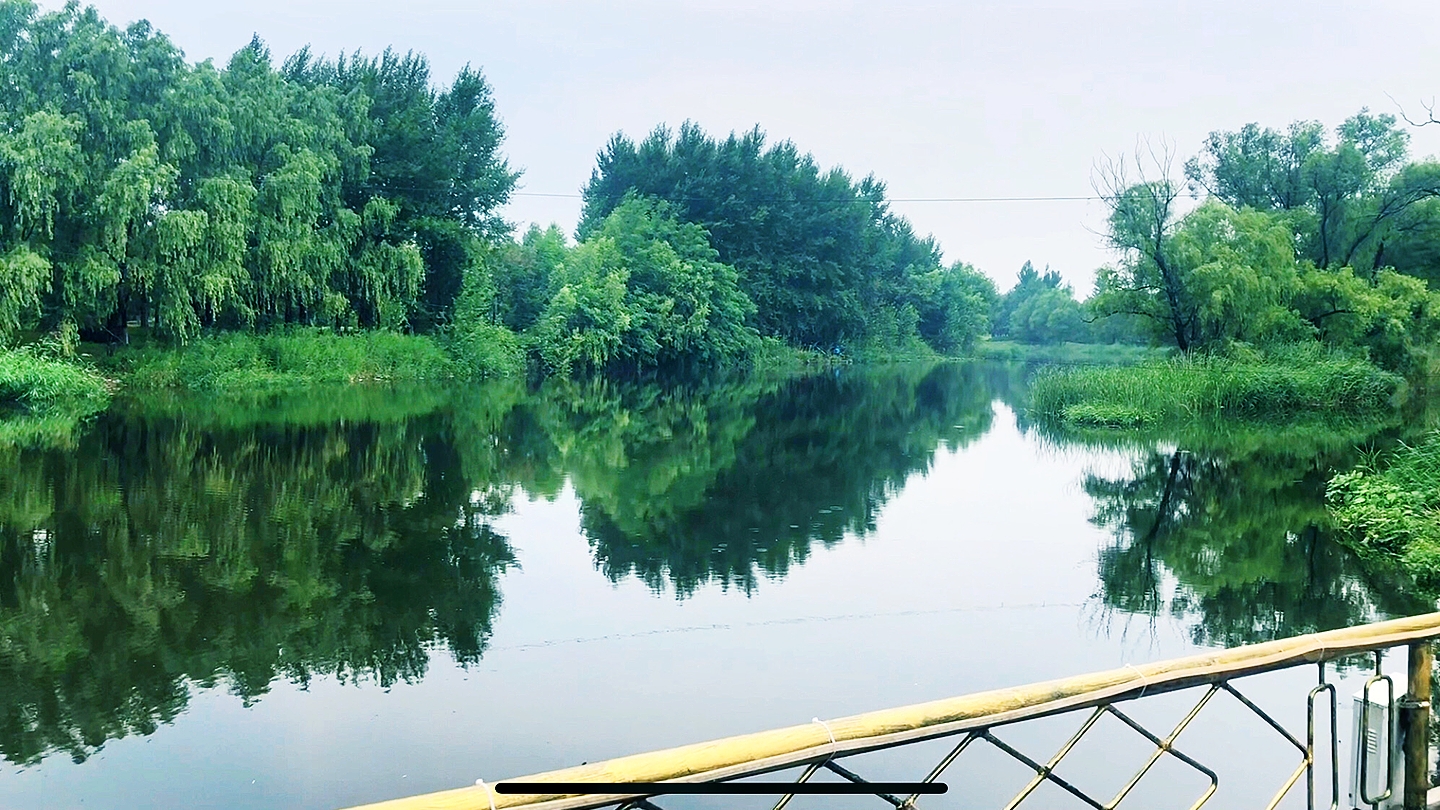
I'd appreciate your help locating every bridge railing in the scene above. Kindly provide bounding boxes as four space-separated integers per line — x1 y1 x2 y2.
344 612 1440 810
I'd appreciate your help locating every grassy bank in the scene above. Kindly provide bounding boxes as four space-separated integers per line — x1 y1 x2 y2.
975 340 1163 365
1029 352 1402 428
1329 432 1440 585
107 329 456 390
0 347 111 446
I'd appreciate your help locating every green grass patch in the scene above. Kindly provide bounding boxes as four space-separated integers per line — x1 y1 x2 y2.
1329 431 1440 586
1061 402 1155 428
1030 350 1401 428
0 347 111 447
109 329 456 390
975 340 1163 365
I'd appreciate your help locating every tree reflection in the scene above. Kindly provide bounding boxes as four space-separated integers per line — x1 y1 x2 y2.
0 391 515 766
560 364 994 596
0 364 1000 766
1072 421 1431 646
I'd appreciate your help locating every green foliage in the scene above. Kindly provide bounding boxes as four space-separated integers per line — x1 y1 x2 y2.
1185 110 1440 273
0 342 110 447
112 329 453 389
0 2 514 343
993 261 1103 345
1329 432 1440 586
973 340 1163 365
579 123 990 353
0 244 49 337
490 224 567 332
907 260 996 352
531 196 759 374
1096 157 1440 370
1029 351 1401 427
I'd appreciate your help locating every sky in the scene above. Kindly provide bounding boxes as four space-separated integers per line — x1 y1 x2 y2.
49 0 1440 293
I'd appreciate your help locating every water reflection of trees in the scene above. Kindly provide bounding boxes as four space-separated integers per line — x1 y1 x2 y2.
1063 422 1432 646
553 364 995 596
0 364 995 766
0 394 515 766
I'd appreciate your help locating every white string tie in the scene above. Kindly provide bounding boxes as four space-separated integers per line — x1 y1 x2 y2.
474 778 498 810
1123 663 1153 698
812 717 838 762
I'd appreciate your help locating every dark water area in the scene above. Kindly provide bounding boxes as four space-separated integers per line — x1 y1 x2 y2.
0 362 1433 809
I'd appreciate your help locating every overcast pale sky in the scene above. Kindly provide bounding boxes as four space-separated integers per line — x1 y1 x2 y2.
51 0 1440 293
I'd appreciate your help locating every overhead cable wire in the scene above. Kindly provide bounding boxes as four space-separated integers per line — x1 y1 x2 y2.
507 191 1105 203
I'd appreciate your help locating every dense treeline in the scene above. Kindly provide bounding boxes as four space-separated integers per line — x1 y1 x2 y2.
7 0 1440 385
574 124 997 355
0 0 513 345
0 1 1003 380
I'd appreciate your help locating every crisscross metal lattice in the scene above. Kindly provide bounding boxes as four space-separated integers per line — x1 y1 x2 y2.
613 661 1350 810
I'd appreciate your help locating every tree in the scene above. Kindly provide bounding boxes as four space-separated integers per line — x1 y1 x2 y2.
579 122 983 352
1186 110 1440 275
532 196 758 374
1093 147 1196 350
0 3 518 343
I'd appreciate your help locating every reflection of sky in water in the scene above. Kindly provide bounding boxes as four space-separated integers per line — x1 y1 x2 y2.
0 376 1418 810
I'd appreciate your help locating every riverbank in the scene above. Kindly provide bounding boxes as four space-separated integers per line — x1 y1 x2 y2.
0 346 111 446
974 339 1162 365
1029 351 1403 428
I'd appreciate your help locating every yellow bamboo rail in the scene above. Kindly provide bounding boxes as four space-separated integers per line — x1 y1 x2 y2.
341 610 1440 810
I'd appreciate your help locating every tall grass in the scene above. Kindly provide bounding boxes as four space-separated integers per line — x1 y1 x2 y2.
0 347 111 447
974 340 1163 366
1030 351 1401 428
1329 431 1440 585
113 329 456 390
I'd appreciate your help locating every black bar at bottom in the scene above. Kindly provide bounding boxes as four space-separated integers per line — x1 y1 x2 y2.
495 782 947 795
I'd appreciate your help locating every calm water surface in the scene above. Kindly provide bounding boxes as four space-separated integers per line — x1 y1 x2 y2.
0 362 1431 809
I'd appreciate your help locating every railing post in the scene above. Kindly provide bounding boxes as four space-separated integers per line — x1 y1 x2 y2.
1404 640 1433 810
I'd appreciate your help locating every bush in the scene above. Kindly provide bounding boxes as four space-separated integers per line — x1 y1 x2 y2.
1329 433 1440 585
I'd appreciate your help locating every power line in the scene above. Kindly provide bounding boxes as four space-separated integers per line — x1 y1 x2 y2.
509 190 1100 200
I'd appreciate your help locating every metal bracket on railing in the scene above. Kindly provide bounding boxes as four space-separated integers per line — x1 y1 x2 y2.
1359 651 1397 808
1308 661 1340 810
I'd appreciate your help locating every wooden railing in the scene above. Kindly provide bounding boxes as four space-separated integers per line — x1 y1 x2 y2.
342 611 1440 810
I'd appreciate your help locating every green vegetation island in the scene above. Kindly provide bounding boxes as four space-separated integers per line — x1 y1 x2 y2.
0 0 1438 591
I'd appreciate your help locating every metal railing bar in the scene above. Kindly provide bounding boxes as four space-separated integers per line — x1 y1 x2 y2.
1218 682 1307 753
1104 692 1220 810
979 731 1106 810
770 761 822 810
339 612 1440 810
1359 669 1397 807
999 706 1108 810
901 733 978 808
819 761 905 807
1308 672 1341 810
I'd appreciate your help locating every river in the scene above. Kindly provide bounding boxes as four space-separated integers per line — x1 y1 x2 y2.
0 361 1431 809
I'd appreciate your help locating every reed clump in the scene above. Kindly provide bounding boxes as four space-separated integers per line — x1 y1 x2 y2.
1030 351 1401 427
0 345 112 446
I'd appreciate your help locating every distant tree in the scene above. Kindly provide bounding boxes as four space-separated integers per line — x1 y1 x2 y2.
1186 110 1440 276
993 260 1093 344
579 123 987 353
